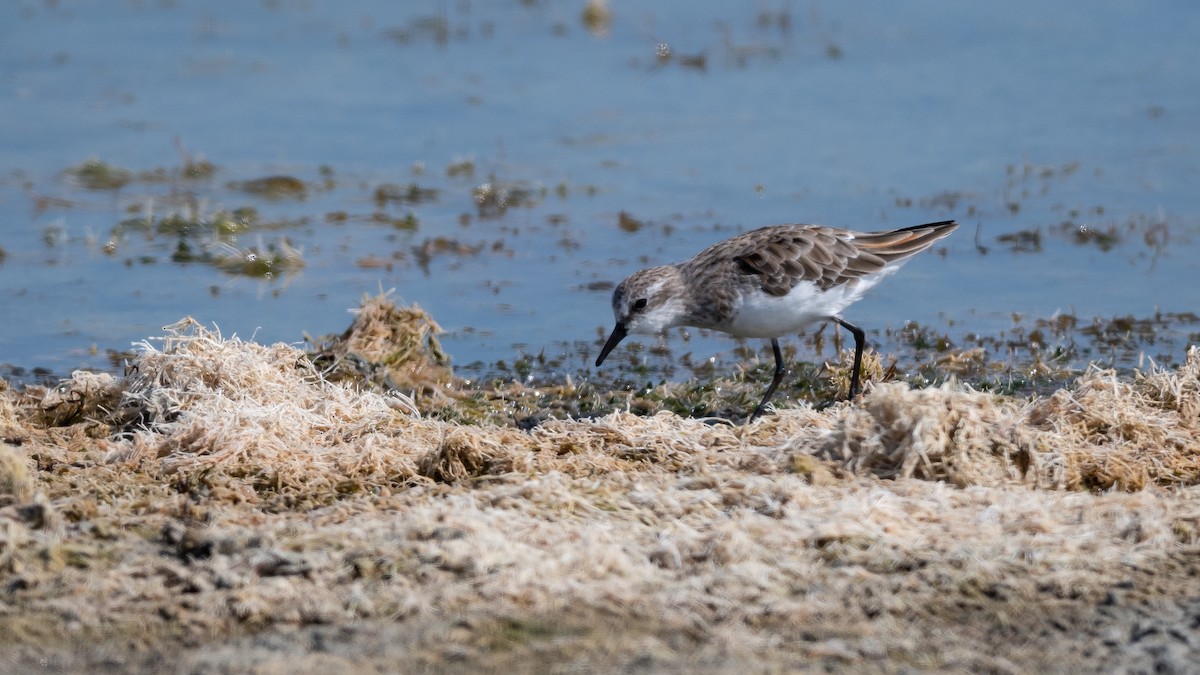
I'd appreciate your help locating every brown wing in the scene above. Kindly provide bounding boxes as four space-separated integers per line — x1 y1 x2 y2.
686 220 958 297
691 225 880 296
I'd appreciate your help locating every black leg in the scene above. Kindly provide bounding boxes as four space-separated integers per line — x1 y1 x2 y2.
834 318 865 399
750 338 787 421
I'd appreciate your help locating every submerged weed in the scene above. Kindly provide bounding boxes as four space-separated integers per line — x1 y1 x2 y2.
373 183 439 207
230 175 308 200
67 159 132 191
211 238 305 278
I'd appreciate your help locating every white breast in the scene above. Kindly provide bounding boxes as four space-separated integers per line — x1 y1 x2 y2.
725 267 901 338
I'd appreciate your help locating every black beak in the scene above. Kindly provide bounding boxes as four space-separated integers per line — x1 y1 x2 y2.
595 323 627 367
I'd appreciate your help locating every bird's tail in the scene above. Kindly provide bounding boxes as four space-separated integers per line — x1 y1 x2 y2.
853 220 959 262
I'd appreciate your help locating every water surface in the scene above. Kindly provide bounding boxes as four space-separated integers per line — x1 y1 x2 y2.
2 0 1197 381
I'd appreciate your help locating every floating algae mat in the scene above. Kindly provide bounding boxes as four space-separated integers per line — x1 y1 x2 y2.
1 296 1199 672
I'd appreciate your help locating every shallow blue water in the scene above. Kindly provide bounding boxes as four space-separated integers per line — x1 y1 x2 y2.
1 0 1197 378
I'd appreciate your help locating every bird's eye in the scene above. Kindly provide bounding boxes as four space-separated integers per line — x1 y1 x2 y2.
633 298 648 310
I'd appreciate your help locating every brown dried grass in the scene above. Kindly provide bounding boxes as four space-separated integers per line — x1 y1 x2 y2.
1 299 1198 671
310 292 456 408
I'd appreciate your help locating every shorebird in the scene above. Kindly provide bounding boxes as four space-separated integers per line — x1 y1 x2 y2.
594 220 959 420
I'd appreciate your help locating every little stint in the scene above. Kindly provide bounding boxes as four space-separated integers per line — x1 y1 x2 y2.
595 220 959 420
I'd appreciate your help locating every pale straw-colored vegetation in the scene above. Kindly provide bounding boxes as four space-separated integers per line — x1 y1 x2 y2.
1 295 1197 672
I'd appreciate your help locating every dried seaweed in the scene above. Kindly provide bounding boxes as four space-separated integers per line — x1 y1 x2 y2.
1 300 1198 671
